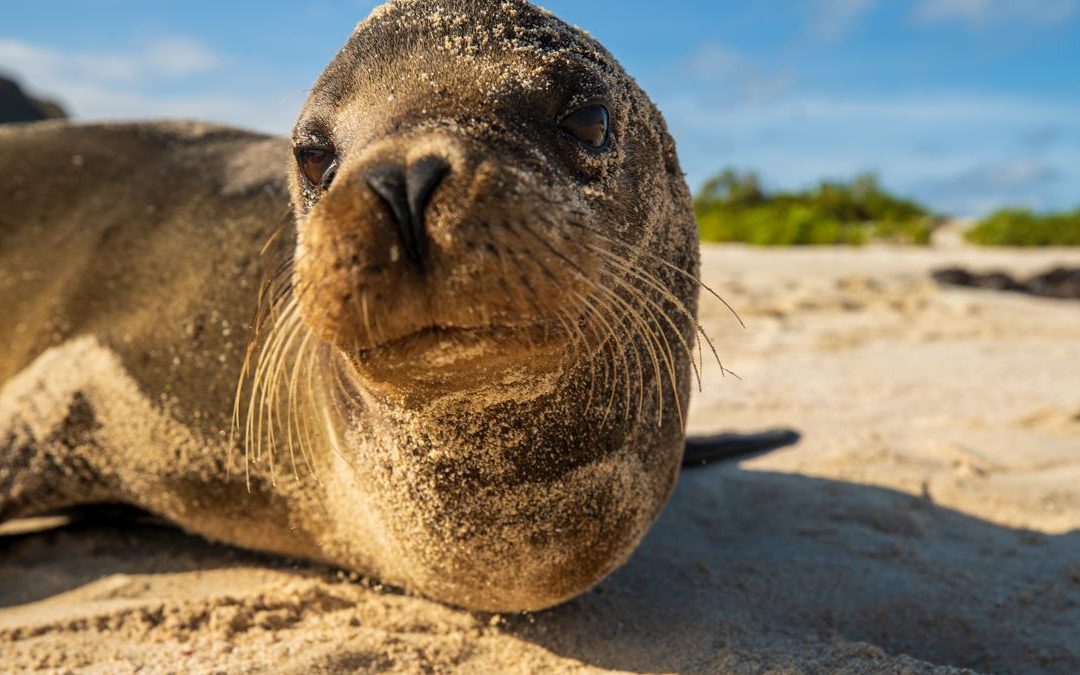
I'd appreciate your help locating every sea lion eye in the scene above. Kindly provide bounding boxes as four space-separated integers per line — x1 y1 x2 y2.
559 105 609 148
296 147 338 188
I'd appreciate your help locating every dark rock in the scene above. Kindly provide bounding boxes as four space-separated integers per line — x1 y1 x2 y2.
1027 267 1080 300
0 76 67 124
933 266 1080 300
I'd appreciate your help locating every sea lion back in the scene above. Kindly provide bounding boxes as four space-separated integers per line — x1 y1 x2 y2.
0 120 292 432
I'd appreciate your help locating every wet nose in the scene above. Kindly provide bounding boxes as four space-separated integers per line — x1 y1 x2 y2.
365 156 451 271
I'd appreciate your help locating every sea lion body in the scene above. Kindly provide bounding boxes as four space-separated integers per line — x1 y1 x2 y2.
0 0 700 611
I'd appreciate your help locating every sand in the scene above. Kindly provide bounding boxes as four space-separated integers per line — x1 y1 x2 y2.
2 242 1079 674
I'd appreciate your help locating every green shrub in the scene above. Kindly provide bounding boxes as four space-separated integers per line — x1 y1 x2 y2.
694 169 935 246
966 208 1080 246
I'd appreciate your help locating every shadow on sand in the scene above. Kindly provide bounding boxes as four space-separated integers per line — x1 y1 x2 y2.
508 466 1080 674
1 467 1077 673
0 505 284 608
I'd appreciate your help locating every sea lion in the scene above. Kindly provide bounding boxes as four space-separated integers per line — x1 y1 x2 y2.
0 0 787 612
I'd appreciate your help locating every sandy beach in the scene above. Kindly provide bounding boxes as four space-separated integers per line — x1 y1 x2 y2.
2 242 1079 673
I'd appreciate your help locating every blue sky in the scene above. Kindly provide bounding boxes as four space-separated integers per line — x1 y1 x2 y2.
2 0 1078 215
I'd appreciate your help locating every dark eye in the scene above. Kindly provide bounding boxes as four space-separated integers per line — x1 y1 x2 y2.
559 105 609 148
296 147 337 189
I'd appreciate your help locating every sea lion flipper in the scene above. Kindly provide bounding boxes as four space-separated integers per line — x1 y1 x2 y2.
0 336 326 563
0 338 125 522
682 429 801 468
0 335 229 524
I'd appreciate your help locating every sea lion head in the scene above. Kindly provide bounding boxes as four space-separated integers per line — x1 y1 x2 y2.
288 0 697 397
276 0 700 611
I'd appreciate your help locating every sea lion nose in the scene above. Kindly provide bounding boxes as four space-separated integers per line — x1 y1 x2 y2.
365 156 451 271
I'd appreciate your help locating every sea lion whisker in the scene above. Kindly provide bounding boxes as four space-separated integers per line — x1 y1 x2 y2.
500 248 575 353
233 219 307 488
310 356 364 477
503 223 613 358
235 256 290 445
601 263 700 396
503 224 612 363
550 226 732 380
562 220 746 330
497 238 562 325
612 281 684 428
511 222 638 419
583 274 656 421
580 295 621 425
359 288 375 348
584 248 702 390
283 337 308 480
628 269 741 380
598 250 717 381
588 279 646 423
248 291 316 486
609 271 682 423
575 303 601 414
270 309 310 481
253 302 305 484
518 221 669 421
302 346 328 484
286 329 319 481
572 287 632 427
586 245 704 391
552 304 586 364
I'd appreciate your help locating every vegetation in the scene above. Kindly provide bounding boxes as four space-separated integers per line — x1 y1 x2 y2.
965 208 1080 247
694 169 936 246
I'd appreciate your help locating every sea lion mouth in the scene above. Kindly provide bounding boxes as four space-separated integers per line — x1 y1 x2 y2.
347 319 572 385
356 324 491 355
354 320 563 359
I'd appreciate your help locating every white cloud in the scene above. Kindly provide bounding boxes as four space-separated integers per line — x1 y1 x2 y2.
810 0 878 41
913 0 1078 26
142 37 222 77
0 37 297 134
784 95 1080 125
916 159 1065 214
655 88 1080 215
0 36 222 86
684 43 795 105
687 44 746 82
666 91 1080 132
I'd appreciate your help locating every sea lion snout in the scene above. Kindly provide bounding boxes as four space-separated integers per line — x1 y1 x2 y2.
364 155 451 272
